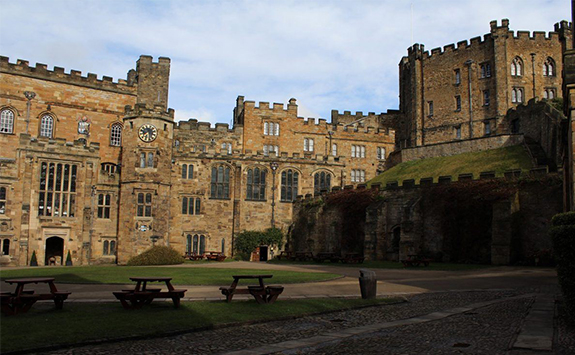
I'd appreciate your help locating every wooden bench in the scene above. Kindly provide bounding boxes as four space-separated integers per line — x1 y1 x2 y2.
205 252 226 262
276 251 294 261
248 285 284 304
314 252 341 263
113 289 187 309
401 256 432 267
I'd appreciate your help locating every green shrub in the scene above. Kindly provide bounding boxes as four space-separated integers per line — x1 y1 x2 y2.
127 246 184 266
234 228 283 256
551 212 575 324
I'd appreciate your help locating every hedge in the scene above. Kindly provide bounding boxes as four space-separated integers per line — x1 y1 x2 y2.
551 212 575 323
127 246 184 266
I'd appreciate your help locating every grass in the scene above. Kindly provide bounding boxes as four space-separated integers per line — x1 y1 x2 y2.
268 259 491 271
0 266 339 285
369 145 534 186
0 298 397 353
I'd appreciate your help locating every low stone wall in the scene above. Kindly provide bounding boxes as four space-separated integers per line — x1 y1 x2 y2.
399 134 524 163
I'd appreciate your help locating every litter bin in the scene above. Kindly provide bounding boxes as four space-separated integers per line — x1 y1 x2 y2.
359 269 377 299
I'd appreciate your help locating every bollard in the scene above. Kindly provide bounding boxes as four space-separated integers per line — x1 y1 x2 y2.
359 269 377 299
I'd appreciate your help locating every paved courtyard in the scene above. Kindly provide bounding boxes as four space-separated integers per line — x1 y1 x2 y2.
3 262 574 354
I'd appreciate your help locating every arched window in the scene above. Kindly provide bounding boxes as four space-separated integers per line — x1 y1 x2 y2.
110 240 116 255
193 235 199 254
211 165 230 199
512 88 523 103
0 187 6 214
246 167 266 200
221 238 225 253
103 240 109 255
0 109 14 134
511 57 523 76
186 234 192 254
2 239 10 255
110 123 122 146
543 57 555 76
182 164 193 179
281 169 299 202
40 114 54 138
314 171 331 194
196 235 206 254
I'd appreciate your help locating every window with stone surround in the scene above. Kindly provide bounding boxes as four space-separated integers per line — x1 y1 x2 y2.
483 90 490 106
332 143 337 156
103 239 116 255
0 187 6 214
110 123 122 146
182 196 201 214
40 114 54 138
303 138 314 152
281 169 299 202
97 193 111 219
0 109 15 134
454 69 461 85
2 239 9 255
140 152 154 168
314 171 331 194
484 121 491 136
428 101 434 116
351 169 366 183
181 164 193 179
512 87 524 103
136 192 152 217
210 165 230 199
246 167 267 201
455 95 461 111
511 57 523 76
264 122 279 136
455 126 462 139
543 57 555 76
38 162 77 217
221 142 232 154
377 147 386 160
191 234 206 254
351 145 365 158
480 63 491 78
543 88 556 100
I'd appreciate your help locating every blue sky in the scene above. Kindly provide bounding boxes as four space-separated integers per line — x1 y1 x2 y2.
0 0 569 125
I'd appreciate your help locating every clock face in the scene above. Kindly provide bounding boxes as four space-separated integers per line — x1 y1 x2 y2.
138 124 158 142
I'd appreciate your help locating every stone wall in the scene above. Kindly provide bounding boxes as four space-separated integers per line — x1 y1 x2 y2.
290 172 563 265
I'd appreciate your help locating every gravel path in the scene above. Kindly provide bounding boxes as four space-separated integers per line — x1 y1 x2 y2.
36 290 525 355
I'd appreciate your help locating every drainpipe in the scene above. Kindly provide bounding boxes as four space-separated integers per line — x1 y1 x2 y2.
465 60 474 139
530 53 536 99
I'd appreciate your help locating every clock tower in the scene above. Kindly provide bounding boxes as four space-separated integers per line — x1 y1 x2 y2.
117 56 174 264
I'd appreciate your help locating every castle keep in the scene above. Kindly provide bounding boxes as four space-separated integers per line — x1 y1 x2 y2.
0 19 572 266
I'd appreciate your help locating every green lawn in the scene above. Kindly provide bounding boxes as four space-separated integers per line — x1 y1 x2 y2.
0 266 339 285
369 145 534 186
1 298 397 353
268 259 491 271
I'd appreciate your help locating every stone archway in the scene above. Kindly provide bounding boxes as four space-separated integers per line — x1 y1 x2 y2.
45 236 64 265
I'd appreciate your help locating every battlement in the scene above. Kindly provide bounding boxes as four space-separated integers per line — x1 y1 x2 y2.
176 119 236 132
243 97 298 113
19 133 101 151
124 103 175 119
0 56 136 94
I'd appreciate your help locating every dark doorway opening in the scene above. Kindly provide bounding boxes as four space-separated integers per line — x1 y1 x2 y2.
45 236 64 265
259 246 268 261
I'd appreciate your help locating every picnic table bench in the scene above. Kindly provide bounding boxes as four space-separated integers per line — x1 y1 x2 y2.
1 278 71 316
184 252 204 261
294 251 314 261
205 251 227 262
113 277 187 309
314 252 341 263
219 275 284 304
401 255 433 267
341 253 365 264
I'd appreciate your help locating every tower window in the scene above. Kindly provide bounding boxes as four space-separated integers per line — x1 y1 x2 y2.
0 109 15 134
97 193 111 219
210 165 231 199
454 69 461 85
303 138 314 152
543 58 555 76
137 192 152 217
281 169 299 202
246 167 267 201
40 114 54 138
511 57 523 76
110 123 122 146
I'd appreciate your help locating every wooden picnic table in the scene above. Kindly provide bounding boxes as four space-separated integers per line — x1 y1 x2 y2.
219 275 284 304
205 251 226 262
1 277 71 316
276 251 294 261
113 277 187 309
314 252 341 263
341 253 365 264
401 255 432 267
294 251 314 261
184 252 204 261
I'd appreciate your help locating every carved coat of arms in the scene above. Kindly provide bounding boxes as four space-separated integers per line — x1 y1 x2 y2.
77 116 91 135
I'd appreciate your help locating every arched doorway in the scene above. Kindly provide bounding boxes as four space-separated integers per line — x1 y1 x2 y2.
45 236 64 265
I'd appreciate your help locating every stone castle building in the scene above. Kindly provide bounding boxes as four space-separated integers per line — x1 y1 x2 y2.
0 55 394 266
396 19 571 148
0 18 572 266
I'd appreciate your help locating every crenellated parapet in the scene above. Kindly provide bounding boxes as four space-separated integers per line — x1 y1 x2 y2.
123 103 175 120
176 119 237 133
0 56 137 95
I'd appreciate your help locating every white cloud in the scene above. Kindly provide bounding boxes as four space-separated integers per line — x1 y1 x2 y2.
0 0 570 124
